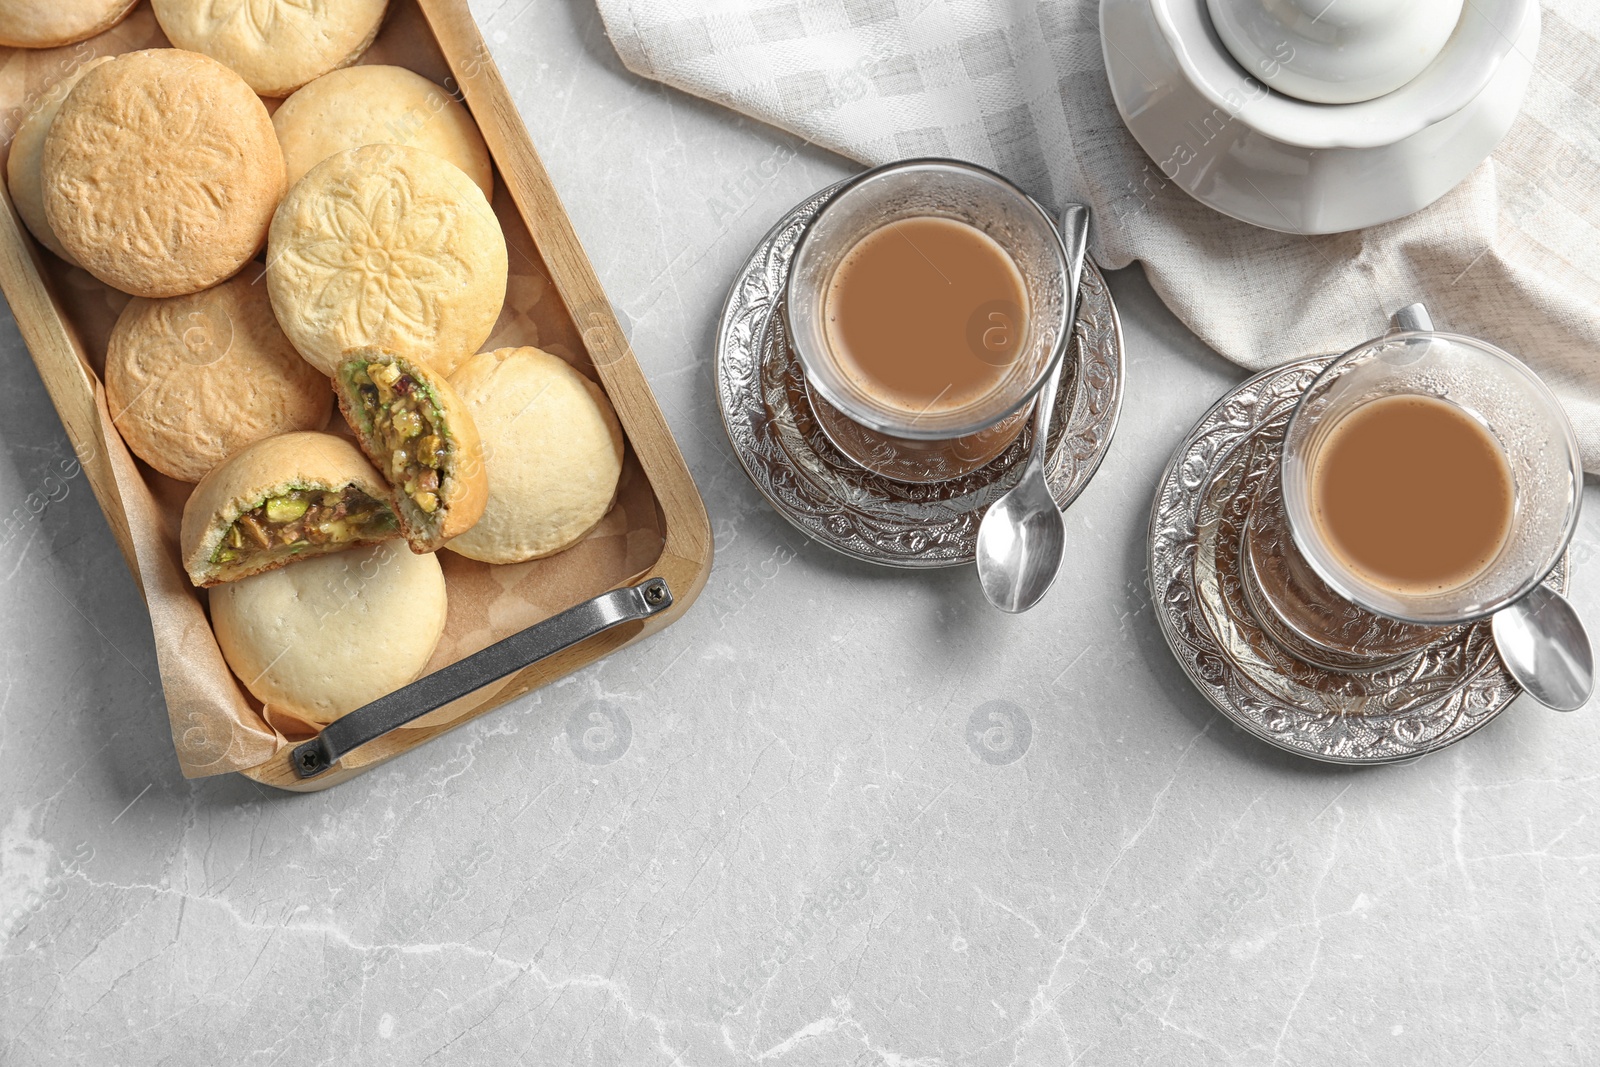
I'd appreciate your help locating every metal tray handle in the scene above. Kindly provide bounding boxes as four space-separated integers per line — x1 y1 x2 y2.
290 577 673 778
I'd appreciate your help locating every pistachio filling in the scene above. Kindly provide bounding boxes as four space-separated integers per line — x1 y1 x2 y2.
350 361 448 520
210 485 395 567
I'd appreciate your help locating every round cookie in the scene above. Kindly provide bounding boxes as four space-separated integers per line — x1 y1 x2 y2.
105 275 332 483
151 0 388 98
274 65 494 198
42 48 286 298
0 0 136 48
266 143 507 377
5 55 114 265
210 541 446 724
445 347 624 564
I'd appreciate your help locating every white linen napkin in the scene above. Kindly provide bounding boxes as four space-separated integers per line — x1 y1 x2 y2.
596 0 1600 472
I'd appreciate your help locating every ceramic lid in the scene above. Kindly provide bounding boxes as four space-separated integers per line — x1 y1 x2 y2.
1205 0 1465 104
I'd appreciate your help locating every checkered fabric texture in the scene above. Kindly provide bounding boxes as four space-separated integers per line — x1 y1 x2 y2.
598 0 1600 472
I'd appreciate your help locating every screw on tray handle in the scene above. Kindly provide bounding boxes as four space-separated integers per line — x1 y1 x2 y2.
290 577 674 778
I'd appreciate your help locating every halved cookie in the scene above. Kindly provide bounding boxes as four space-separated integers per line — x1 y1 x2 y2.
334 348 486 552
180 431 399 587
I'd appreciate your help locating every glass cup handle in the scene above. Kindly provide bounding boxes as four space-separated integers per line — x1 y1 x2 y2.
1389 303 1434 333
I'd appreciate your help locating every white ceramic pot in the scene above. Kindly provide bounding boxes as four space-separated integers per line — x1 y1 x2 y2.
1205 0 1466 104
1100 0 1539 234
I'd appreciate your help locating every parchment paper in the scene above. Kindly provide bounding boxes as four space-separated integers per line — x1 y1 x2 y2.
0 3 667 777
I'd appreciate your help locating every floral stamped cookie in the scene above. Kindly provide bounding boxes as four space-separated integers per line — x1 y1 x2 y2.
152 0 389 97
41 48 286 298
106 274 333 483
266 143 508 377
5 55 114 265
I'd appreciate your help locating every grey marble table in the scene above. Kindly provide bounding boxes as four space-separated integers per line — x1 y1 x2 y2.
4 3 1600 1065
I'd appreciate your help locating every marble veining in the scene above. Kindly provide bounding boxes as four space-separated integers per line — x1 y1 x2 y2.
1 1 1598 1064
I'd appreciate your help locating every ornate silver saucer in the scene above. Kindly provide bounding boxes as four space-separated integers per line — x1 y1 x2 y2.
1149 355 1568 765
716 182 1125 568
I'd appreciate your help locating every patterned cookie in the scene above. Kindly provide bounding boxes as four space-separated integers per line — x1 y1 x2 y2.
151 0 388 97
0 0 137 48
266 143 508 377
42 48 286 298
5 55 113 264
106 274 332 483
274 65 494 198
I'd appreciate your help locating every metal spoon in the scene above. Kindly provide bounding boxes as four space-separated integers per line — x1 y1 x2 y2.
976 204 1091 613
1391 304 1594 711
1494 584 1595 712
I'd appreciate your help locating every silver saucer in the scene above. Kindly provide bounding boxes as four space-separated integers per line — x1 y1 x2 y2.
1148 355 1568 765
715 182 1125 568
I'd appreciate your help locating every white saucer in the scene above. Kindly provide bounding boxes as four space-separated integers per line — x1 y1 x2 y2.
1100 0 1539 234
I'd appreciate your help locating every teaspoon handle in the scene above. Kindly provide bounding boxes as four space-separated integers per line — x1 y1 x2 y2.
1032 205 1091 466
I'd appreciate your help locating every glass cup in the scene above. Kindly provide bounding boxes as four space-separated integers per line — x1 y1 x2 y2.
784 159 1072 483
1259 308 1583 667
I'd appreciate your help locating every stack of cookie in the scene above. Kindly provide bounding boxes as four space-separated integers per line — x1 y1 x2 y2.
3 1 627 732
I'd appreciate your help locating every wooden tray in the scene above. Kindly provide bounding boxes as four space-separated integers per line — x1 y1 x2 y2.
0 0 711 791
